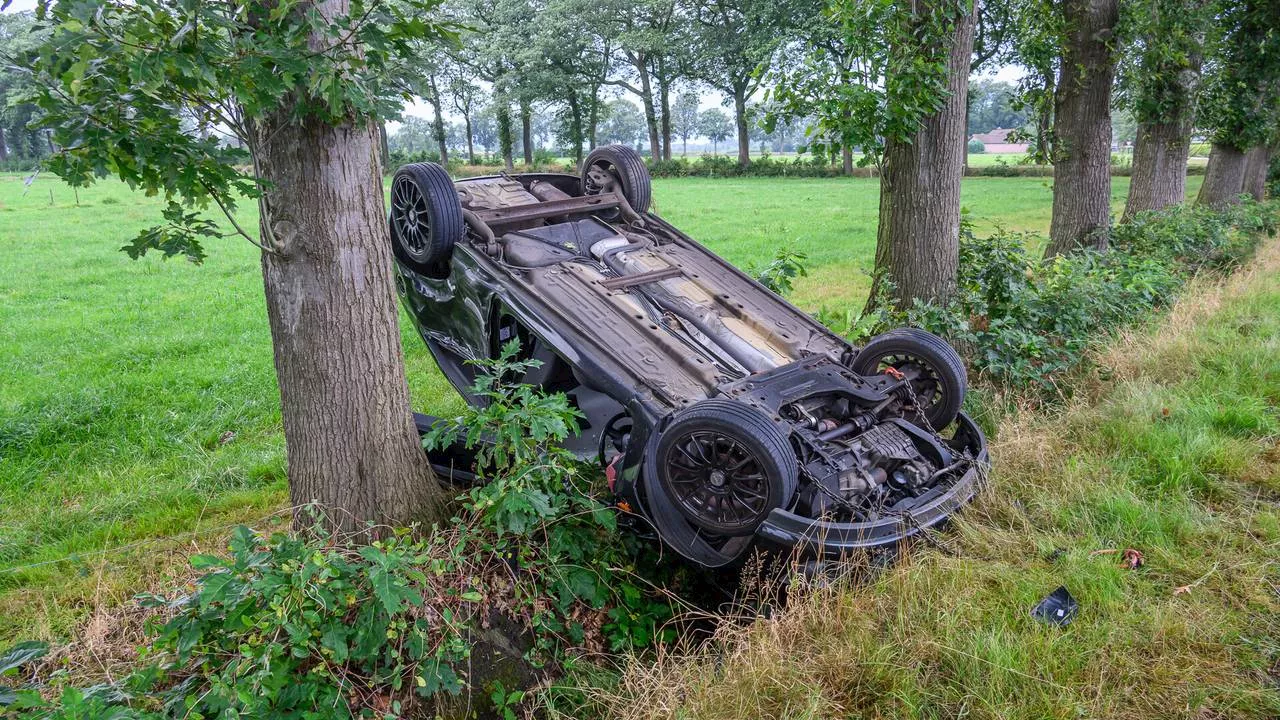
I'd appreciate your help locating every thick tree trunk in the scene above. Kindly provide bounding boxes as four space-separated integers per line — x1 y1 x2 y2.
733 89 750 167
464 115 476 165
567 93 584 165
1044 0 1120 258
842 145 854 176
658 70 672 161
1196 143 1247 207
868 2 975 311
253 111 444 534
1123 119 1193 220
428 78 448 166
633 58 661 160
1242 144 1271 201
496 104 514 170
520 100 533 165
587 89 600 150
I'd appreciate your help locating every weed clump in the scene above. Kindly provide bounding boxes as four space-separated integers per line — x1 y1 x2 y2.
826 201 1279 394
4 343 675 719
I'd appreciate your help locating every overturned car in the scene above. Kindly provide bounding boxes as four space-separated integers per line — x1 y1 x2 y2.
389 145 988 568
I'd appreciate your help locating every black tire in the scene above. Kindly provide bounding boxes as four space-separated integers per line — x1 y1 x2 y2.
389 162 464 277
654 399 798 536
581 144 652 214
850 328 967 430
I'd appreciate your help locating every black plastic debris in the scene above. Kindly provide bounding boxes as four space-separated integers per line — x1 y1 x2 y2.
1031 586 1079 626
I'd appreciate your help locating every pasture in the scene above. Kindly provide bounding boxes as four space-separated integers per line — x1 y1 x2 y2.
0 172 1202 640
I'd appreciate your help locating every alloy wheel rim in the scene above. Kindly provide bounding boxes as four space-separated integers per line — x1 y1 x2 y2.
391 175 431 259
663 430 770 531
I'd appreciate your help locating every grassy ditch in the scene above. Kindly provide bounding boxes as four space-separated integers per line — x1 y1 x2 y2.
560 233 1280 719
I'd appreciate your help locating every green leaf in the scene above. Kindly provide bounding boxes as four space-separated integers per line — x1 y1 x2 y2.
0 641 48 675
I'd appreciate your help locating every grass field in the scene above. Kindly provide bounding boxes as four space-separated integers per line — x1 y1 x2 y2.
0 172 1201 641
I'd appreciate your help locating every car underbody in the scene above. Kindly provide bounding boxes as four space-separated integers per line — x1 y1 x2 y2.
389 147 989 568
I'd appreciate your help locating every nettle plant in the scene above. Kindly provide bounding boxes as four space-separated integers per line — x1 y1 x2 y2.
9 345 675 719
426 341 676 651
748 247 808 296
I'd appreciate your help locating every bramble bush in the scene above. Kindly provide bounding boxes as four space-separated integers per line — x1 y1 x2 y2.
821 201 1277 393
6 344 675 719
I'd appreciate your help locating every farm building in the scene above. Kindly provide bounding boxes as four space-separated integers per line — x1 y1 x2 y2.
969 127 1029 154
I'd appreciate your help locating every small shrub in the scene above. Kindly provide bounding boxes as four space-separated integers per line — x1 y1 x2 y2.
10 344 677 719
873 201 1278 393
747 247 808 296
967 139 986 154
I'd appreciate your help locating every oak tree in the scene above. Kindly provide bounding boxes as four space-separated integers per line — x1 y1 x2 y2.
1119 0 1210 220
768 0 976 310
1195 0 1280 207
26 0 456 533
1043 0 1122 257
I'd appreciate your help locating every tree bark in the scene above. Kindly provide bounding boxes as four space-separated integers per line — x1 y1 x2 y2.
1242 144 1271 201
496 103 514 170
842 145 854 176
1044 0 1120 257
587 92 600 150
520 100 533 165
427 76 448 166
1196 142 1247 207
252 110 444 534
733 88 750 167
567 92 585 165
658 65 672 161
868 2 975 311
1123 118 1193 220
0 125 9 163
631 55 661 160
464 115 476 165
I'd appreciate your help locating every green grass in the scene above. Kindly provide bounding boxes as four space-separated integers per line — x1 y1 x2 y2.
0 172 1201 641
652 174 1202 309
581 239 1280 719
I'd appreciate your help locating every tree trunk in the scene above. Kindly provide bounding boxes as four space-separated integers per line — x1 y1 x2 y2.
1196 143 1247 207
378 122 390 169
428 77 449 166
587 89 600 150
520 100 533 165
658 68 672 161
1044 0 1120 258
733 89 750 167
1123 118 1193 220
567 93 584 165
868 2 975 311
1242 144 1271 201
0 125 9 163
464 115 476 165
842 145 854 176
496 104 514 170
252 110 444 534
633 57 661 160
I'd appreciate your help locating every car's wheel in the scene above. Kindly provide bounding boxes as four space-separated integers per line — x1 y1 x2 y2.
850 328 967 430
654 399 797 537
581 144 652 215
389 162 464 277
